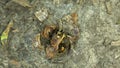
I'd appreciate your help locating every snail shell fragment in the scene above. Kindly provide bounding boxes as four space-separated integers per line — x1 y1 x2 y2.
40 13 80 63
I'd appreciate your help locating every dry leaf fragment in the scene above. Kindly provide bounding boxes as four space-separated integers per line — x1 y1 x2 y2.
12 0 32 7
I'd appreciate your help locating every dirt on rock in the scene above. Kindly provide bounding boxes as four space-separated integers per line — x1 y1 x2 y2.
0 0 120 68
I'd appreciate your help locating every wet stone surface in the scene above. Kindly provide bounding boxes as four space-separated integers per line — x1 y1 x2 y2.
0 0 120 68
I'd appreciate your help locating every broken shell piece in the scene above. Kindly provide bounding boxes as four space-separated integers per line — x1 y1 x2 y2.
41 25 56 39
35 8 48 22
61 47 65 51
62 13 78 24
51 33 65 50
40 13 80 62
46 46 55 59
33 34 43 50
62 15 73 24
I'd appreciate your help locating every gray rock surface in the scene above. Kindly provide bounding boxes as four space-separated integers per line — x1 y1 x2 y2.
0 0 120 68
